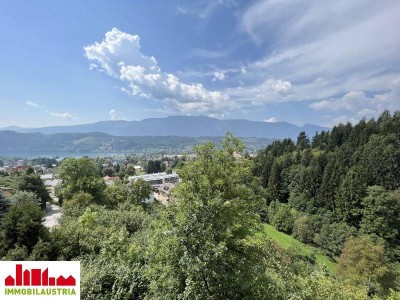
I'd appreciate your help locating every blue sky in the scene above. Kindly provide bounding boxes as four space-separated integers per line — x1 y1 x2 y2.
1 0 399 128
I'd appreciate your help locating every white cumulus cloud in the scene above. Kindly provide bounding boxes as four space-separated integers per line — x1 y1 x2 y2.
264 79 292 94
226 77 293 105
84 28 231 115
310 78 400 121
26 101 39 107
212 71 226 81
264 117 277 123
109 109 127 121
51 112 73 119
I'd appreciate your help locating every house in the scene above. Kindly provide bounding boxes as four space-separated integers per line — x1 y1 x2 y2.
40 174 54 181
12 165 28 173
134 165 143 171
103 176 119 186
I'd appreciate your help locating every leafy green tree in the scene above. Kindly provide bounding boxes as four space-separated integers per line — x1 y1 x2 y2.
81 257 148 300
337 235 396 296
0 199 46 256
10 190 42 207
145 134 271 299
17 173 51 209
360 186 400 251
0 192 10 218
102 167 115 177
127 179 151 205
29 239 59 261
146 160 163 174
292 214 322 244
268 201 295 234
105 182 128 206
4 245 29 261
62 192 95 217
57 157 106 205
314 222 357 258
124 165 136 176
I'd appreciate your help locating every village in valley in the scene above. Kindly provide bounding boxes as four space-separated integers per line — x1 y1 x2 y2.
0 153 192 213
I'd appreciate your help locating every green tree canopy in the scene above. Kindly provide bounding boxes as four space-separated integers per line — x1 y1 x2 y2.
57 157 106 205
337 235 396 296
0 192 10 218
127 179 151 206
0 198 46 256
17 172 50 209
360 186 400 252
145 134 271 299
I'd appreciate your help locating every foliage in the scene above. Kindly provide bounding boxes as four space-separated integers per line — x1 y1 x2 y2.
337 236 397 296
81 257 148 300
360 186 400 253
57 157 106 205
17 172 51 209
0 199 46 256
62 192 95 217
268 201 295 234
145 134 271 299
104 182 128 206
51 204 149 260
313 222 357 258
0 192 10 218
292 214 323 244
127 179 151 206
10 190 43 208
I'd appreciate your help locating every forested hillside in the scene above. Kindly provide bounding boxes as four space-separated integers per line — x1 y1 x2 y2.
254 110 400 294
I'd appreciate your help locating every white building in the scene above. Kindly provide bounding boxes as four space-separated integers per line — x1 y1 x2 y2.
40 174 54 181
128 172 179 189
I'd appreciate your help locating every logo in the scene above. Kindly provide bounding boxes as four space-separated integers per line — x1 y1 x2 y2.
0 261 80 299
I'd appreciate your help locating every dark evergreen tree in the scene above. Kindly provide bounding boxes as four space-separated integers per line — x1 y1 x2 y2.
18 173 51 209
296 131 310 150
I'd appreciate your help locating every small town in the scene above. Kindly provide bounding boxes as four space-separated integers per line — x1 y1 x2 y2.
0 154 186 207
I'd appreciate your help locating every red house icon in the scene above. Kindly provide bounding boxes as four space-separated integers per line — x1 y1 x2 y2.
5 275 15 286
56 275 76 286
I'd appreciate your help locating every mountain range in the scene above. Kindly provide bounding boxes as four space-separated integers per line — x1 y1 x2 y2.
0 131 275 157
0 116 329 140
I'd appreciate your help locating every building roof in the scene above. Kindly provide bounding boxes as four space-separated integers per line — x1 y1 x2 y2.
129 172 178 182
40 174 54 180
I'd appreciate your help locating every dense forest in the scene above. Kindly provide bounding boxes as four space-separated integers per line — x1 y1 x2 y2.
0 111 399 299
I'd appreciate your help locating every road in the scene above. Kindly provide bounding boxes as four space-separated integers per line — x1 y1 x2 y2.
43 202 61 228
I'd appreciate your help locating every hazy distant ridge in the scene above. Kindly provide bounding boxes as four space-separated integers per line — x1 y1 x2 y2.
3 116 329 139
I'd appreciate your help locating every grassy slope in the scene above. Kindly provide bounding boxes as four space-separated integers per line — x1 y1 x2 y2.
261 224 337 273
